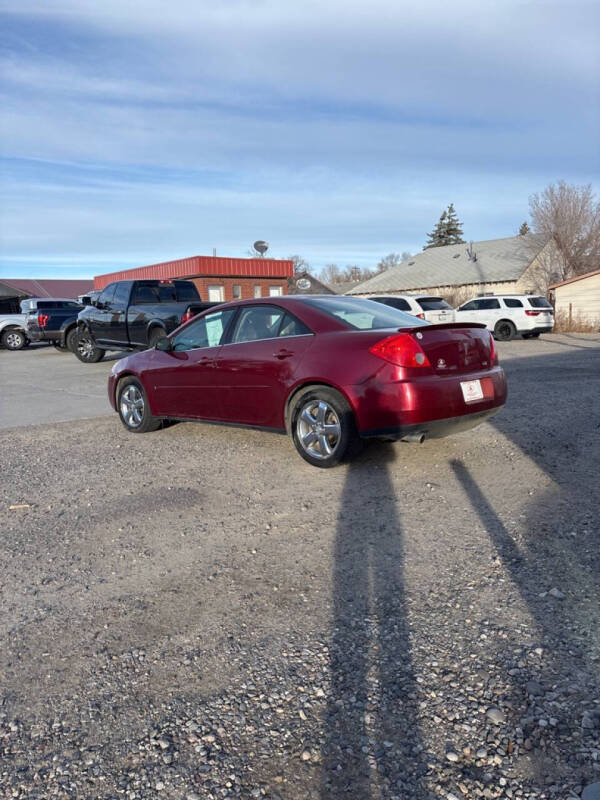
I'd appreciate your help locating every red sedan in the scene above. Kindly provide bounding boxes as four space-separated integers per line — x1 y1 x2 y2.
108 296 507 467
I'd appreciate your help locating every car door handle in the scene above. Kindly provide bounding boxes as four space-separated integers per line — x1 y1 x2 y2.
198 355 215 365
274 349 294 359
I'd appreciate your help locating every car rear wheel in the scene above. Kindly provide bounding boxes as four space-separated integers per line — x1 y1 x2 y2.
493 320 516 341
74 330 106 363
290 386 362 468
522 331 540 339
1 328 26 350
117 378 161 433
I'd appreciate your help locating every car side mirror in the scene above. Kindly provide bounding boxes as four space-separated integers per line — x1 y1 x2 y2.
155 336 172 352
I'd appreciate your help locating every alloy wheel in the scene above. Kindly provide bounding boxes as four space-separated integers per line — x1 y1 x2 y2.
5 331 24 349
120 385 145 428
296 399 341 460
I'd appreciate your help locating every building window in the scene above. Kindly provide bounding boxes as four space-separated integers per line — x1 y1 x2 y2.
269 286 283 297
232 284 241 299
207 285 225 302
254 285 262 298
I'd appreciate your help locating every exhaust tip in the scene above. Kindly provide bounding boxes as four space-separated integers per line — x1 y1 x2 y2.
401 431 426 444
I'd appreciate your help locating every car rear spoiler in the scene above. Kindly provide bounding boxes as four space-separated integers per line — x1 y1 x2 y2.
400 322 488 333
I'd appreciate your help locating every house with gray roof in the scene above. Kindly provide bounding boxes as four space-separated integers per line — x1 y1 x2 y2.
346 234 560 298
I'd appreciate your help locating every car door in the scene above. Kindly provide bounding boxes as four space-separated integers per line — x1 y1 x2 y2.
217 305 314 427
144 307 238 418
454 299 478 324
90 283 117 341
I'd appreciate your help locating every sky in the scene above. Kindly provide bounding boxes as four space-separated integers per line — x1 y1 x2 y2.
1 0 599 279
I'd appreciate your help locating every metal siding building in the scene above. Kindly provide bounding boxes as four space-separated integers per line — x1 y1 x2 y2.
94 256 294 302
549 268 600 327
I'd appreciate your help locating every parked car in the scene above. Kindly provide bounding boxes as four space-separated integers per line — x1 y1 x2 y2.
454 294 554 340
0 312 29 350
75 279 217 363
108 295 507 468
367 294 455 324
24 299 84 351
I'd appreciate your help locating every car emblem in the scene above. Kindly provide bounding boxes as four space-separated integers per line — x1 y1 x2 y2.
416 332 423 339
437 358 446 369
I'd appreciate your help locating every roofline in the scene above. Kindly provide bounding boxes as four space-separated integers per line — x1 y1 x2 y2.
348 278 521 294
548 267 600 289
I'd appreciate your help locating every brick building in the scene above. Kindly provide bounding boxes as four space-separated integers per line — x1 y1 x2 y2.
94 255 293 302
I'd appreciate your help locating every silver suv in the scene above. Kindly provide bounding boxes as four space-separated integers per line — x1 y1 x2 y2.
455 294 554 340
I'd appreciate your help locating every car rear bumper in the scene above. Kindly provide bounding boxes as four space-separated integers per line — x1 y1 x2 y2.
360 406 502 439
349 365 507 434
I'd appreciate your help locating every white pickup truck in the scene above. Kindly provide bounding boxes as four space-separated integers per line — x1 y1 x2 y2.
0 313 29 350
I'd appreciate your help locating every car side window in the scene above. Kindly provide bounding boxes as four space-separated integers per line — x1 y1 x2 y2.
98 283 117 306
278 312 312 338
503 298 523 308
232 306 285 343
458 300 477 311
172 308 237 351
113 283 131 307
374 297 412 311
133 285 160 304
480 299 501 309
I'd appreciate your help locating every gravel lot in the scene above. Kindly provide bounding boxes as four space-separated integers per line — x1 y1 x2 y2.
1 334 599 800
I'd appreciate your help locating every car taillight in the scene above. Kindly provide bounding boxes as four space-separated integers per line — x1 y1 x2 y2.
38 313 49 327
489 332 498 365
416 313 425 319
525 310 540 316
181 309 194 324
370 333 431 368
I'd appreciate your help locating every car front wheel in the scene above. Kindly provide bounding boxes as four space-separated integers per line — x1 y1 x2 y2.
290 386 362 468
117 377 161 433
74 330 106 363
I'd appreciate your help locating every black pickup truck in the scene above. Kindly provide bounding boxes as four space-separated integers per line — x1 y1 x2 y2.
74 279 215 363
24 299 84 351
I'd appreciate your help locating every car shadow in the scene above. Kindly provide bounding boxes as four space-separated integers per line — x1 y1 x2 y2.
452 344 600 787
320 445 428 798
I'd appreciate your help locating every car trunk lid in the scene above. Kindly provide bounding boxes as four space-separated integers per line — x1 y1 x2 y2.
404 322 494 374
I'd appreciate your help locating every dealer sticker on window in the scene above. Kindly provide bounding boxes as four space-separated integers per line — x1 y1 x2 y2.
461 379 484 403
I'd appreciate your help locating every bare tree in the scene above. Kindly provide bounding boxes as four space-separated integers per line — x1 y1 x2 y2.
376 253 402 272
401 251 412 262
320 263 342 284
288 254 310 275
529 181 600 279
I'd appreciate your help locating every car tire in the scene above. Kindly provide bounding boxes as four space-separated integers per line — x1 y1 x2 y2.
53 341 69 351
73 330 106 363
290 385 363 468
117 377 161 433
65 328 79 352
493 320 516 342
1 328 26 350
522 331 540 339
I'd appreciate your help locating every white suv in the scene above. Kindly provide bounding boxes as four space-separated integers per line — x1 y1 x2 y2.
367 294 455 324
455 294 554 340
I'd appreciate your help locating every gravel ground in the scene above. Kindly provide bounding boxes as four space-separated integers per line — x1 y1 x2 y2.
1 334 599 800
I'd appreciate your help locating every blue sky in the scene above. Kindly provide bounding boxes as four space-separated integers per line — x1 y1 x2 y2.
1 0 599 279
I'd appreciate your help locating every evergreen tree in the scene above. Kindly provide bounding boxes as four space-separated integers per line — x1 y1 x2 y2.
424 210 447 249
518 221 531 235
424 204 465 249
444 203 465 245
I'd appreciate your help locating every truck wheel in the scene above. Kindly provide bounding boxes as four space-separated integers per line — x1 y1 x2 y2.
148 328 165 348
66 328 79 352
74 331 106 363
117 377 161 433
1 328 26 350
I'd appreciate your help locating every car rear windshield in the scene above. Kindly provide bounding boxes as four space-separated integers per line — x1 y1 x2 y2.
416 297 452 311
304 297 429 330
527 296 552 309
175 281 200 302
